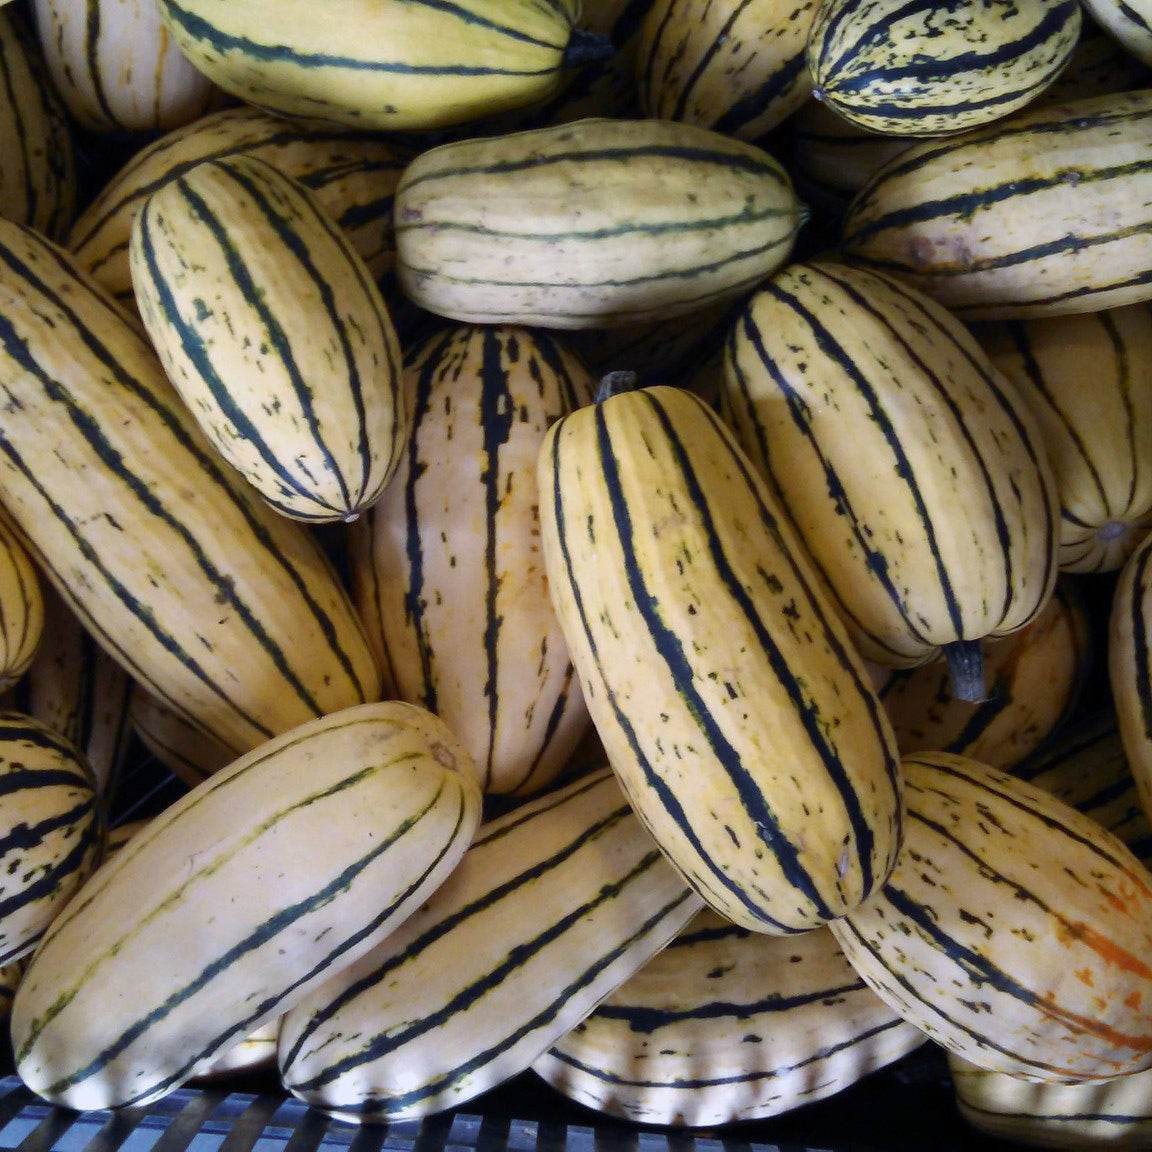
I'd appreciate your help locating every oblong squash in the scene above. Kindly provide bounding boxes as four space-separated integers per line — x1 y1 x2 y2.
32 0 219 134
395 118 803 329
68 107 410 310
539 383 902 933
975 303 1152 573
831 752 1152 1082
156 0 590 132
11 701 483 1112
131 155 406 524
0 9 75 241
636 0 816 140
841 91 1152 319
721 261 1058 676
0 711 102 966
278 767 703 1123
808 0 1080 137
534 909 924 1127
1082 0 1152 68
0 218 381 755
349 325 592 796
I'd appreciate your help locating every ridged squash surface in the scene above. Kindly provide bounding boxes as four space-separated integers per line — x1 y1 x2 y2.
350 325 592 796
278 767 704 1123
831 752 1152 1082
842 91 1152 319
12 702 483 1111
156 0 584 131
395 118 802 329
722 261 1058 669
539 384 902 933
69 107 409 310
131 155 406 524
32 0 219 133
975 303 1152 573
535 909 924 1126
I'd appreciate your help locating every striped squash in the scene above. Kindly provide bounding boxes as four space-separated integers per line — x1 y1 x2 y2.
0 218 381 756
1082 0 1152 67
539 383 902 933
68 107 409 312
950 1051 1152 1148
831 752 1152 1082
808 0 1080 137
534 908 924 1126
130 688 233 786
790 98 914 196
636 0 816 141
1110 533 1152 824
32 0 220 134
349 326 592 796
12 701 483 1111
278 766 704 1123
156 0 601 132
0 515 43 695
3 583 131 799
0 9 75 241
1014 714 1152 870
841 90 1152 319
0 711 102 967
721 261 1058 687
975 303 1152 573
394 118 803 329
131 155 406 524
876 580 1089 769
98 814 280 1085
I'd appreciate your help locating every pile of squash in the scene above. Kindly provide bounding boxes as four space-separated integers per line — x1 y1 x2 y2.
0 0 1150 1145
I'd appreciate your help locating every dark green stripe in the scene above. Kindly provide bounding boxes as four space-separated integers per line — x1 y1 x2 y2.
863 270 1057 622
848 157 1152 249
835 917 1082 1078
83 0 117 129
403 225 792 289
821 266 1016 628
397 202 793 243
479 329 515 790
601 394 837 918
547 418 794 929
136 197 347 518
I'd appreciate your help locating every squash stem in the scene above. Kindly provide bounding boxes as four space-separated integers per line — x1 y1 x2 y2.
596 371 639 404
944 640 986 703
563 29 615 69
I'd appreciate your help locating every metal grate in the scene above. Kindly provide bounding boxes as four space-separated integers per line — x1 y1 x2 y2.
0 1082 848 1152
